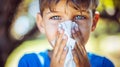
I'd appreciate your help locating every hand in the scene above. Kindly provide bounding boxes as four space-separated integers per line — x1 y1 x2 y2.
50 28 68 67
72 26 90 67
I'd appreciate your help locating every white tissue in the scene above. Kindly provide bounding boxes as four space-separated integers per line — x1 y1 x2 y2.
51 20 78 67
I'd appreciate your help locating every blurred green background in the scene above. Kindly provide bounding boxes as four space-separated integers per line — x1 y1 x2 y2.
0 0 120 67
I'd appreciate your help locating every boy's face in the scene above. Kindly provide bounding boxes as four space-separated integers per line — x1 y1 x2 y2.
37 0 99 47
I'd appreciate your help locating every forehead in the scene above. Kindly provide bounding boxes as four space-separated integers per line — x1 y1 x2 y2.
43 0 91 14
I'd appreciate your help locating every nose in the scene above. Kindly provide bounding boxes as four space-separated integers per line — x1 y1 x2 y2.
62 15 74 22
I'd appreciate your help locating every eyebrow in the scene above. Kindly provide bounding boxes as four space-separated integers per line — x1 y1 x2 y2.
45 10 90 15
45 11 59 15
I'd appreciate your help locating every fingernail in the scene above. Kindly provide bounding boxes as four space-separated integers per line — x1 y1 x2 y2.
63 35 67 39
64 47 68 51
72 29 75 33
58 28 63 33
75 26 79 31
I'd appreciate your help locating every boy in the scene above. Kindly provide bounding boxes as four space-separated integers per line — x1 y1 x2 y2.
18 0 114 67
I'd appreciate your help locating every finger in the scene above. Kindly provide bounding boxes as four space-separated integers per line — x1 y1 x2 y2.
59 48 68 64
72 27 86 56
72 28 82 46
74 44 83 62
53 28 64 57
56 35 68 62
75 41 87 60
76 43 87 58
75 26 84 45
72 27 90 67
75 43 90 67
72 49 81 67
72 29 84 61
72 25 85 46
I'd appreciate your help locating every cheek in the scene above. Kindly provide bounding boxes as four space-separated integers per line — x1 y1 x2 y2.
78 23 91 45
44 20 58 45
46 28 57 41
83 31 90 45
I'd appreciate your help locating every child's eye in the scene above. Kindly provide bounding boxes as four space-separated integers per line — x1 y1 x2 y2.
74 15 87 20
50 16 61 20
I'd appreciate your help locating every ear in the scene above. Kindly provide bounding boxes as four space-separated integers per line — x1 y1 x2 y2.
36 13 45 34
91 11 99 31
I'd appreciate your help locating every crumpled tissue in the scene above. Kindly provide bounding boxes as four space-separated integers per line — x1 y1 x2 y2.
51 20 78 67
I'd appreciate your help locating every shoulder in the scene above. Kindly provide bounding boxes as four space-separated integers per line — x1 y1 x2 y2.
88 53 114 67
18 53 41 67
18 51 50 67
